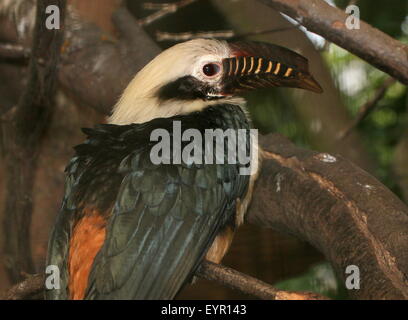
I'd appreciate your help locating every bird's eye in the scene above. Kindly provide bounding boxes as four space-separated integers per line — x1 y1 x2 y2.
203 63 221 77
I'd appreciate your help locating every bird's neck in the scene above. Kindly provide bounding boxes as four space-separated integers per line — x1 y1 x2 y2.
108 95 247 125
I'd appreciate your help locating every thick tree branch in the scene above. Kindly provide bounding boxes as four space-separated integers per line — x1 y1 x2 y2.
1 0 66 283
247 134 408 299
57 6 160 115
259 0 408 85
393 132 408 204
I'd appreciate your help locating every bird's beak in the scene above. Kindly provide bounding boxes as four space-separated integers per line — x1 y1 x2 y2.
221 41 323 95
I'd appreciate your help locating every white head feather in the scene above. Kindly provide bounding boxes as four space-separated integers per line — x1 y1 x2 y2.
109 39 245 125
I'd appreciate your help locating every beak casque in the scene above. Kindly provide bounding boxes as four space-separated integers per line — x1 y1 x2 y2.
221 41 323 94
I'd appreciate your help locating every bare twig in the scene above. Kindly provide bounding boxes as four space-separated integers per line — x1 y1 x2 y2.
197 261 329 300
156 30 235 42
338 77 396 140
1 274 44 300
139 0 197 26
0 43 30 59
259 0 408 85
319 39 331 52
155 25 301 42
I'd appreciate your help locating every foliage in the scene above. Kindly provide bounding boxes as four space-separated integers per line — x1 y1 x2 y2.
274 263 348 299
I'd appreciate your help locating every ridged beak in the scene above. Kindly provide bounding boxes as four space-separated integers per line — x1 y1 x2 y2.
221 41 323 94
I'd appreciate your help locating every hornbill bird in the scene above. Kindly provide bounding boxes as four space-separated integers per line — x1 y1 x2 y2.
46 39 322 300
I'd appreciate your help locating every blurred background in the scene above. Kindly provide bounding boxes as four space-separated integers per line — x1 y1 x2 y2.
0 0 407 299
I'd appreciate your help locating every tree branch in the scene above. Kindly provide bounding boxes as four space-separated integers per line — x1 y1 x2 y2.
56 6 160 115
139 0 198 26
2 261 329 300
1 274 44 300
338 77 396 140
247 134 408 299
1 0 66 283
0 43 30 59
156 30 235 42
197 261 329 300
155 25 300 42
393 132 408 204
259 0 408 85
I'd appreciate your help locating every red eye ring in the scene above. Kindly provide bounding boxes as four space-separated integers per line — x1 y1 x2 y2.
202 63 221 77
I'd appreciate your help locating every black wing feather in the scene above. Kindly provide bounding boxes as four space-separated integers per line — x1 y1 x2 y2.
46 104 251 300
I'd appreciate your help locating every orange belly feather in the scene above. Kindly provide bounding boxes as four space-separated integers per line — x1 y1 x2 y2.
68 209 106 300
